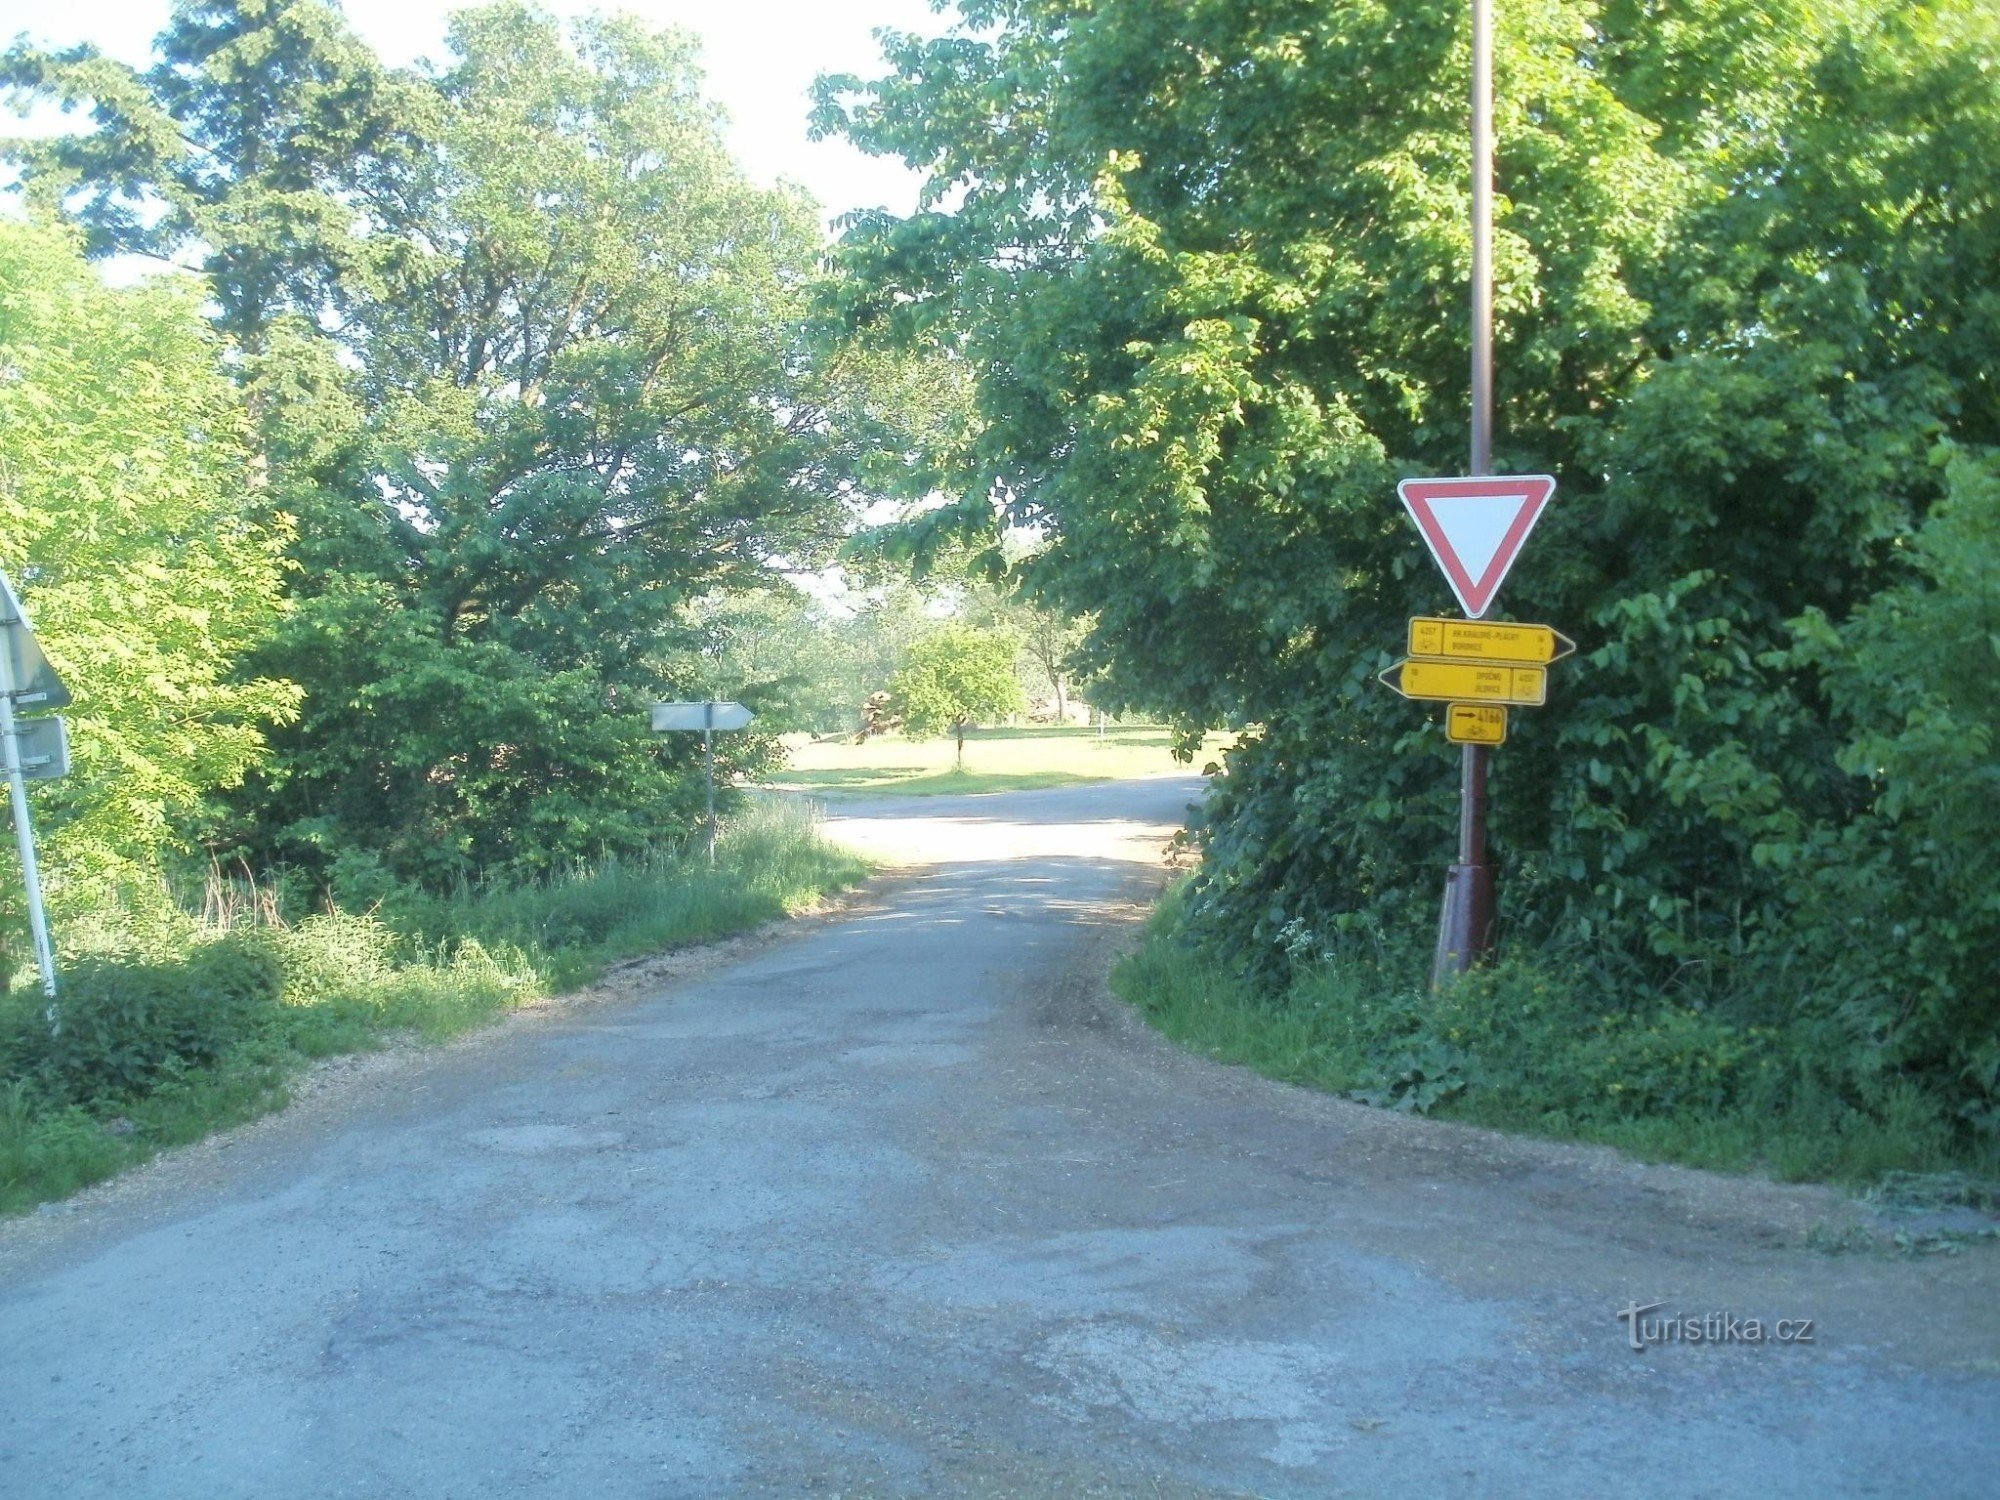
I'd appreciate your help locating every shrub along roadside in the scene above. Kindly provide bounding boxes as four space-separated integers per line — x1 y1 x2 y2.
0 799 868 1215
1115 881 1999 1189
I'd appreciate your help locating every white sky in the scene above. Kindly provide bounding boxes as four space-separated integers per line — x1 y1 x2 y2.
0 0 940 228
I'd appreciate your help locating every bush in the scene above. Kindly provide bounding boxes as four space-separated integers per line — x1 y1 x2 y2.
1116 880 1990 1185
271 912 402 1002
6 935 283 1107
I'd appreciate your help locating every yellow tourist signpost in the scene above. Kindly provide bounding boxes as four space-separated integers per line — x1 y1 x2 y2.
1379 658 1548 707
1379 597 1575 980
1380 0 1585 983
1407 618 1574 665
1445 705 1508 746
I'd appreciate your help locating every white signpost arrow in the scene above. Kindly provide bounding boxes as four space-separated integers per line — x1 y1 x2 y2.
0 569 70 1001
1397 474 1556 619
650 701 757 861
650 702 755 733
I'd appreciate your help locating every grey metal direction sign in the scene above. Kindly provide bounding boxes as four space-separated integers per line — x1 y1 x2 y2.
650 701 756 864
12 716 70 780
0 572 70 712
652 701 755 733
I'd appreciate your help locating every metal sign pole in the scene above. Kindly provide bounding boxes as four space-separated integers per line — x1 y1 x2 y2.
0 634 58 1003
1434 0 1498 986
703 702 717 865
650 701 753 863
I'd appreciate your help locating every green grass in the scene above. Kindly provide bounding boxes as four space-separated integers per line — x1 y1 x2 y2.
384 796 872 990
0 799 870 1215
773 723 1228 796
1114 881 1999 1190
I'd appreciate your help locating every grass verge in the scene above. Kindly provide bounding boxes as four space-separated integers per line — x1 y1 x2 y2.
1114 881 2000 1189
0 799 869 1215
773 723 1225 796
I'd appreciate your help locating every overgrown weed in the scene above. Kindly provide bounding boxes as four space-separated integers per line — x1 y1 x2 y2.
1115 880 2000 1190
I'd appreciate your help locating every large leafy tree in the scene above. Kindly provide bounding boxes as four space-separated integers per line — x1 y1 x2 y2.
818 2 2000 1101
0 217 299 901
3 0 422 351
7 1 916 881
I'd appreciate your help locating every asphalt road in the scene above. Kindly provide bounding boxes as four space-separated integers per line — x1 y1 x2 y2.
2 777 1996 1498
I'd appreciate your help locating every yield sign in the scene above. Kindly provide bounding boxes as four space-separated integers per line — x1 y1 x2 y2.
1397 474 1556 619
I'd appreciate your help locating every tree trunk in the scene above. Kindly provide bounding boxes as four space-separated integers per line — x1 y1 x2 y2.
1054 673 1066 722
955 721 966 769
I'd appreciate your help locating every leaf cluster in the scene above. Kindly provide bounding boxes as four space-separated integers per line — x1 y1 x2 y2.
821 0 2000 1128
5 1 945 883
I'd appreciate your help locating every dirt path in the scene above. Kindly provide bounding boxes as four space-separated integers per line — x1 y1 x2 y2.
1 777 1994 1497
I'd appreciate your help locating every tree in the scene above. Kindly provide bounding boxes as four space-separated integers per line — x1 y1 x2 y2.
1013 600 1087 722
817 0 2000 1115
2 0 425 352
962 571 1089 722
1780 447 2000 1122
890 625 1024 768
7 1 921 881
687 581 945 735
0 218 299 898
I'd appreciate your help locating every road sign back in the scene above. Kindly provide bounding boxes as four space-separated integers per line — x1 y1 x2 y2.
1397 474 1555 619
651 701 755 732
10 716 69 779
0 572 71 713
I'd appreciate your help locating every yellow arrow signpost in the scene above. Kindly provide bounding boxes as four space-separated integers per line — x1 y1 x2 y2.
1446 704 1508 745
1409 618 1574 665
1379 658 1547 707
1378 612 1575 977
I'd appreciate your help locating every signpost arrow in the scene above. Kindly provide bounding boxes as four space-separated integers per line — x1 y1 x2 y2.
1409 617 1574 665
1379 659 1547 707
651 701 754 733
1446 705 1508 746
650 701 757 861
1397 474 1556 620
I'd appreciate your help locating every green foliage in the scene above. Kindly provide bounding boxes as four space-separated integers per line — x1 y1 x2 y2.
688 583 939 735
1776 449 2000 1134
2 0 424 347
6 1 931 884
0 217 300 896
824 0 2000 1131
1116 883 1982 1185
889 623 1026 764
2 935 282 1107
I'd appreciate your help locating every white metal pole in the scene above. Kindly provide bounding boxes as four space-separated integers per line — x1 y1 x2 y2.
0 637 58 1004
703 702 717 865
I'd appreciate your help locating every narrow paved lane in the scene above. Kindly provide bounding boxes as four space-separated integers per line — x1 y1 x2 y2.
1 778 1994 1498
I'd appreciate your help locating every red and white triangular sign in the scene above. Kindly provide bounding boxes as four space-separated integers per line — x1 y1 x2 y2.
1397 474 1556 619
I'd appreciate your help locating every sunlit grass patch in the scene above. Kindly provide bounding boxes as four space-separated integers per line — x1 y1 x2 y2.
774 724 1225 797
